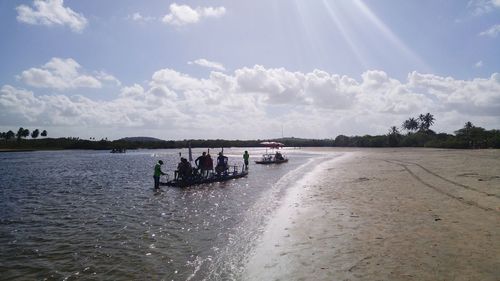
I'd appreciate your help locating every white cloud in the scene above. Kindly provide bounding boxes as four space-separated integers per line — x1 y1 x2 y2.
0 85 44 123
95 71 121 86
479 24 500 37
360 71 431 114
16 0 88 32
235 66 304 104
2 66 500 139
151 68 211 91
162 3 226 26
475 60 484 68
119 84 144 98
127 12 155 23
234 66 359 108
188 59 226 71
468 0 500 15
407 72 500 116
18 58 120 90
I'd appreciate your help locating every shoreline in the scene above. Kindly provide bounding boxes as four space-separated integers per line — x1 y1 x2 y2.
0 148 36 153
1 146 499 153
242 151 354 280
243 148 500 280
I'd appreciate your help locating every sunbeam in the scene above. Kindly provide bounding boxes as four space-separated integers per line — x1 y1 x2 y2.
320 0 369 69
291 0 326 67
351 0 432 72
313 0 432 73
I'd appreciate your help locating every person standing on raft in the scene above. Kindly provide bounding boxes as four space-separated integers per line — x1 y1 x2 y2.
195 152 208 177
177 157 193 180
205 153 214 176
216 152 228 175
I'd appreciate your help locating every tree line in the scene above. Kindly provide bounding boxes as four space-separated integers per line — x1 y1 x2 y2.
331 113 498 149
1 115 499 150
0 127 47 141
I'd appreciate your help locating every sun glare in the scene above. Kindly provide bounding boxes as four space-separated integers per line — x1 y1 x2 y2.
310 0 431 73
320 0 369 68
352 0 431 72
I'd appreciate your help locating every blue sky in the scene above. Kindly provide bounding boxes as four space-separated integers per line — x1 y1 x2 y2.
0 0 499 140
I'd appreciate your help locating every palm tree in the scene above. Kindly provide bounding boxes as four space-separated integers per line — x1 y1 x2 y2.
456 121 475 148
31 129 40 139
389 126 400 135
388 126 401 147
16 127 25 140
424 113 435 129
418 113 435 132
402 117 419 133
418 114 426 131
464 121 473 132
6 130 15 140
402 120 409 131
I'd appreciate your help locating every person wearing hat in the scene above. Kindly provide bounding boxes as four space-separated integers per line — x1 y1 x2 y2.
153 160 166 190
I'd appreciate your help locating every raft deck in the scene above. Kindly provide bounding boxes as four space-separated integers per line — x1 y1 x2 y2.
160 170 248 188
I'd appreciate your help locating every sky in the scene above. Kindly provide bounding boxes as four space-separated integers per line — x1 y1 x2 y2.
0 0 499 140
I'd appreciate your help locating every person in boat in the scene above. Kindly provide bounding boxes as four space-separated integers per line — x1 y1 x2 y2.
275 151 284 161
195 152 208 177
153 160 166 190
264 153 272 161
243 151 250 170
177 157 193 180
205 153 214 176
215 152 228 176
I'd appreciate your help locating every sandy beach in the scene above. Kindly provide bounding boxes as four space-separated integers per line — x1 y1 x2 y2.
244 148 500 281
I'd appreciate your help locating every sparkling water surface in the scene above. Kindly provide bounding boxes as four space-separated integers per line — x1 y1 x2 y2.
0 148 327 280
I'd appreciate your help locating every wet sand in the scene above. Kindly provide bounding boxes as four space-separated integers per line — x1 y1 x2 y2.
244 148 500 281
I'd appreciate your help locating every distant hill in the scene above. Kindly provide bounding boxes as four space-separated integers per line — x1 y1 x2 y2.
118 136 165 142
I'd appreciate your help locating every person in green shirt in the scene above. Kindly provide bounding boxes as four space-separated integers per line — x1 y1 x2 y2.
154 160 166 190
243 151 250 170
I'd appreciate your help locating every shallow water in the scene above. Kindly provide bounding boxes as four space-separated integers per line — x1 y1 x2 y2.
0 148 331 280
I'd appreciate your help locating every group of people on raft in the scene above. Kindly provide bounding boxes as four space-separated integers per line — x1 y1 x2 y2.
153 150 250 190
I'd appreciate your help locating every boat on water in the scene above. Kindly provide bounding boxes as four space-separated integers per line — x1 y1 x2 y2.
110 148 126 153
160 165 248 188
255 153 288 164
255 141 288 164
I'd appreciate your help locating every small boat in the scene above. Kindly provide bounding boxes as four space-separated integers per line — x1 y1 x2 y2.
160 165 248 188
255 141 288 164
255 153 288 164
110 148 126 153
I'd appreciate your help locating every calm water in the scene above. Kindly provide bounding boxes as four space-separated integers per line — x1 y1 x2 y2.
0 148 331 280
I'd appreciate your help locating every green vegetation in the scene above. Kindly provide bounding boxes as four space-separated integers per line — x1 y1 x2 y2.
31 129 39 139
1 118 499 151
16 127 30 140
